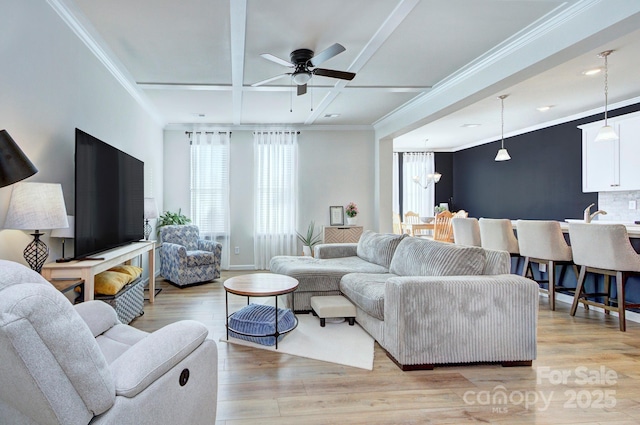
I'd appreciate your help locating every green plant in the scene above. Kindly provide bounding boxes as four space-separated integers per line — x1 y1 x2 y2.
296 221 322 248
157 208 191 234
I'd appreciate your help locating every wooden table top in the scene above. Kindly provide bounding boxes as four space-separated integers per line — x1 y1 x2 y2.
224 273 299 297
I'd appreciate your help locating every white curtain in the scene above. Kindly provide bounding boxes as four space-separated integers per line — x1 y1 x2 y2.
392 152 400 215
254 131 298 270
190 131 230 270
403 152 436 218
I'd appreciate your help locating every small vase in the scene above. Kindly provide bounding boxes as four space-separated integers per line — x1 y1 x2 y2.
347 216 358 225
302 245 312 256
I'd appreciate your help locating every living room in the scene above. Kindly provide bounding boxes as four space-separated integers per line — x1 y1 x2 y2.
3 1 640 423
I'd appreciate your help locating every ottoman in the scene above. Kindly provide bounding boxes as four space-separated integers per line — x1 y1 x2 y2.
228 303 296 346
310 295 356 327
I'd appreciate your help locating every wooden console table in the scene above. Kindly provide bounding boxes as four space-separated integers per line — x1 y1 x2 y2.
41 241 155 303
323 226 363 243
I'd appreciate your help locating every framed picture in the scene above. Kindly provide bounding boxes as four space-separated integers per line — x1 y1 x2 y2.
330 206 344 226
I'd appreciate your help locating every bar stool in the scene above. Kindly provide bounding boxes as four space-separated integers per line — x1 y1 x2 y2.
568 223 640 331
479 218 520 272
516 220 578 311
452 217 481 247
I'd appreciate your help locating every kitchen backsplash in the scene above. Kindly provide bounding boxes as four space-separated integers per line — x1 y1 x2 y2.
598 190 640 223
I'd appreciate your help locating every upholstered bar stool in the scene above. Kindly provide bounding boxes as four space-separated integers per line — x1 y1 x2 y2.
516 220 578 311
479 218 520 272
568 223 640 331
452 217 481 247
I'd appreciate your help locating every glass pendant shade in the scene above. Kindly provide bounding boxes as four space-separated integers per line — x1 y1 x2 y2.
594 124 618 142
495 148 511 161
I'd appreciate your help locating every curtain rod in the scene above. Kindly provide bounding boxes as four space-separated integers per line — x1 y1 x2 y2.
253 131 300 134
185 131 232 136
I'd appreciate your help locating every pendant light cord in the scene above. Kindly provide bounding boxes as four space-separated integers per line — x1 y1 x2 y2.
603 52 609 125
500 96 505 149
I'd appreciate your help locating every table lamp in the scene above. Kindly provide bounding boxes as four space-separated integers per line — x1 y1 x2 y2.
0 130 38 188
143 197 158 240
3 182 69 272
51 215 74 262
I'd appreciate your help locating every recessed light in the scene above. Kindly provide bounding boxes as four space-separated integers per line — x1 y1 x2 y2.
583 68 602 76
324 113 340 118
462 124 481 128
536 106 553 112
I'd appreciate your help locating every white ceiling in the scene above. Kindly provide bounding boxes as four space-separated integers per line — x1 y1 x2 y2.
59 0 640 151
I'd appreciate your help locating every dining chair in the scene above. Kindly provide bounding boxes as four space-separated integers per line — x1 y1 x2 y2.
433 210 454 243
403 211 429 236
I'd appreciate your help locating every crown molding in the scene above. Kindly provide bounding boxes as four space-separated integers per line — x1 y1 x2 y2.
47 0 164 126
163 123 373 132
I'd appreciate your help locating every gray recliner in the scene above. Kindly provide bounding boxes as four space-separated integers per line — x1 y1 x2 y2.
0 260 218 425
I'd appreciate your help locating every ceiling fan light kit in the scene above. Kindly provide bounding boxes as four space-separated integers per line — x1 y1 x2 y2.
253 43 356 97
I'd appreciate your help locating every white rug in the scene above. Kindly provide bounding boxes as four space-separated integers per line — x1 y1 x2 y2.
220 313 375 370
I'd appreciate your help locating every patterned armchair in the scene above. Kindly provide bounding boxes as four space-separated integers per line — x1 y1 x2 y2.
160 225 222 287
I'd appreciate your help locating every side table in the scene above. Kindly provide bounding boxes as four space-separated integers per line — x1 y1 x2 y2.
47 278 85 303
224 273 298 349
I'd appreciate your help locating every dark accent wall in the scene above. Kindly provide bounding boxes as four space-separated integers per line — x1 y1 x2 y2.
441 102 640 220
434 153 453 208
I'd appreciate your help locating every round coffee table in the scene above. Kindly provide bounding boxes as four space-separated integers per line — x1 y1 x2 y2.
224 273 298 349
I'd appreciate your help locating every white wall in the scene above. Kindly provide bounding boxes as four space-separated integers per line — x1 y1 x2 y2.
163 129 376 269
0 0 163 265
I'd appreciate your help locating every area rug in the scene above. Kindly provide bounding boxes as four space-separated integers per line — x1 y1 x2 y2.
220 313 375 370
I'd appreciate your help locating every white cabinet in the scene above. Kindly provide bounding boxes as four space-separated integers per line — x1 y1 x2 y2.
580 111 640 192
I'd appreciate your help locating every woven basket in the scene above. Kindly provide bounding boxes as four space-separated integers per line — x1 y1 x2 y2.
95 277 147 324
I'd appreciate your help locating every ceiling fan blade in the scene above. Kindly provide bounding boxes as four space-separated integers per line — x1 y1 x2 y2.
313 68 356 81
260 53 294 67
251 73 289 87
309 43 345 67
297 84 307 96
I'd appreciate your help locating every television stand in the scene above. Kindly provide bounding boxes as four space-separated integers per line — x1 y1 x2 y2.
41 241 155 303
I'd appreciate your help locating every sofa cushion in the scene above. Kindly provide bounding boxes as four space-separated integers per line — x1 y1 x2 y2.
389 237 486 277
356 231 406 268
185 250 218 267
340 273 394 321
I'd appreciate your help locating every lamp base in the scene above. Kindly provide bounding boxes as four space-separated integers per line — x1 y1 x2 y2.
24 231 49 273
143 219 152 240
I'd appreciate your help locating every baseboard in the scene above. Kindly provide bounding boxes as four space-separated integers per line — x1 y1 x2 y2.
228 265 258 271
548 292 640 324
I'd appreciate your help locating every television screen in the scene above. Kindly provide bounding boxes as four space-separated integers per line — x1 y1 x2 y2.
74 128 144 259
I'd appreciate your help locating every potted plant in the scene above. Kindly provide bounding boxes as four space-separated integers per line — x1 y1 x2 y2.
345 202 359 225
297 221 322 256
156 208 191 238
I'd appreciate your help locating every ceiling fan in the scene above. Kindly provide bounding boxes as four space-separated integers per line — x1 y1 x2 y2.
252 43 356 96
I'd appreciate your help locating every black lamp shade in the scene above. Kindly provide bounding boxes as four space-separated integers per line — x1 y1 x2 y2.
0 130 38 188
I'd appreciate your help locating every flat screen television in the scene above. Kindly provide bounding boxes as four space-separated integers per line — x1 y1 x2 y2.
74 128 144 259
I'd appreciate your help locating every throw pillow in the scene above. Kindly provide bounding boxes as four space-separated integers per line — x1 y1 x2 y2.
356 230 407 268
389 237 486 277
109 265 143 280
94 271 131 295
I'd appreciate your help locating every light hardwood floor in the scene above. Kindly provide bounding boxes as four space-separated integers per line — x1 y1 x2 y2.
134 272 640 424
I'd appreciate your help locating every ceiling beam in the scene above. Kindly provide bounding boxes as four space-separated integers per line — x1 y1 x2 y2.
137 83 431 93
229 0 247 125
304 0 421 125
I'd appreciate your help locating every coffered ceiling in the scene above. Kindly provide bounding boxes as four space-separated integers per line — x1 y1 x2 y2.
56 0 640 150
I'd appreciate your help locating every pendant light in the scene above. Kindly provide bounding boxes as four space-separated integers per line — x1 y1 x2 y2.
594 50 618 142
494 94 511 161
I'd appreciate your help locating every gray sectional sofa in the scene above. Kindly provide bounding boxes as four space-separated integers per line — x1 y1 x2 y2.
270 230 538 370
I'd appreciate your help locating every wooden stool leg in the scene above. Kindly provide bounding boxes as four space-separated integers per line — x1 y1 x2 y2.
603 275 611 315
548 260 556 311
521 257 531 278
617 272 626 332
570 266 587 316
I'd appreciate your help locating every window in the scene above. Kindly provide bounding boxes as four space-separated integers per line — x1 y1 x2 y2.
190 131 230 269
